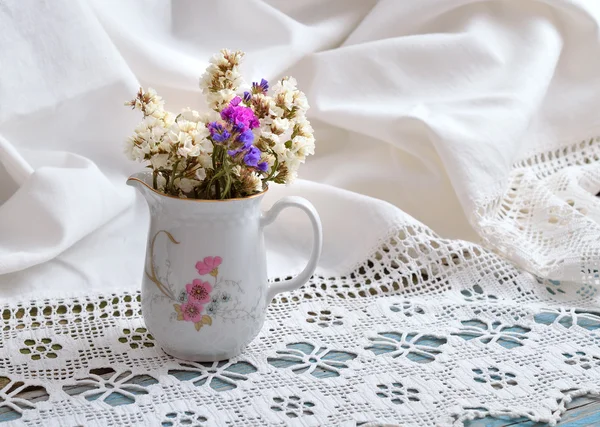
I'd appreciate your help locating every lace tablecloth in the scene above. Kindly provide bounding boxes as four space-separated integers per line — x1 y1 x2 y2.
2 213 600 427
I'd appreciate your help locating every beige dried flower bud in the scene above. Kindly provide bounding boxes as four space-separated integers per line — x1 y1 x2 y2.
261 152 276 167
250 93 271 119
255 136 270 151
274 165 289 184
238 169 264 194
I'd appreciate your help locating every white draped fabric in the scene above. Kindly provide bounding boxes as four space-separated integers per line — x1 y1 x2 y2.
3 0 600 293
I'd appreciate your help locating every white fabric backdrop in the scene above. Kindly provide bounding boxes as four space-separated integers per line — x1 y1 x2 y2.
2 0 600 299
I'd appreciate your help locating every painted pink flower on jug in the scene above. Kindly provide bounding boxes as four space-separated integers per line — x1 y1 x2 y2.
180 301 203 323
196 256 222 277
186 279 213 304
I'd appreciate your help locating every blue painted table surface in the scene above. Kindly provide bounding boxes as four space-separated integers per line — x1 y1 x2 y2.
2 322 599 425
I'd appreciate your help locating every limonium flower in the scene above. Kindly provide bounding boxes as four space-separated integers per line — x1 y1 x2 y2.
207 122 231 143
220 97 260 129
237 129 254 145
243 146 261 167
252 78 269 94
125 49 315 199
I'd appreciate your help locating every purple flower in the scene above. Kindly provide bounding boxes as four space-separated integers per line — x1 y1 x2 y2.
237 129 254 145
257 161 269 172
232 122 246 133
208 122 231 143
243 91 252 103
243 146 262 167
252 78 269 94
220 99 260 130
207 122 221 133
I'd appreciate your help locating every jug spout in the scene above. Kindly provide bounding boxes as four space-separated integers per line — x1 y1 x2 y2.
126 171 156 200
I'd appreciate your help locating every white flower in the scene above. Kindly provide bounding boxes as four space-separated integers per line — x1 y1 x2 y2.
146 87 162 101
177 138 200 158
280 91 294 109
144 88 165 116
199 49 245 100
293 92 309 111
136 116 164 136
198 153 213 169
168 131 192 148
209 51 229 66
124 137 140 161
284 155 302 171
231 165 241 176
199 68 215 92
150 153 170 169
285 169 298 184
292 135 315 159
198 110 220 123
176 178 199 193
151 125 167 142
195 168 207 181
224 69 243 88
249 172 263 192
273 77 297 93
130 116 170 157
262 152 276 167
207 89 236 110
194 124 211 142
158 137 172 152
272 138 287 158
271 117 290 133
296 119 313 136
259 130 279 148
176 120 197 133
162 111 176 127
180 108 203 123
269 105 285 117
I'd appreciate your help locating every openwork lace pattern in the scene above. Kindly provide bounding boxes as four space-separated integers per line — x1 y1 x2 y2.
2 140 600 426
475 136 600 283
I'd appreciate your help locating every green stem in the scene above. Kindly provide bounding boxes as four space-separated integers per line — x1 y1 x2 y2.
263 152 279 183
211 144 218 169
169 161 180 194
153 170 158 190
222 171 231 199
205 168 225 198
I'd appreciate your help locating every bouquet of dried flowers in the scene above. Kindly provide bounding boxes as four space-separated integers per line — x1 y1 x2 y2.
124 49 315 199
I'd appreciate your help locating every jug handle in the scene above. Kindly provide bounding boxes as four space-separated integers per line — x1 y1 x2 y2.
260 196 323 302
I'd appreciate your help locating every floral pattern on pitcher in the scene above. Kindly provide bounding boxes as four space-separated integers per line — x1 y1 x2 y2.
146 230 262 331
173 256 238 331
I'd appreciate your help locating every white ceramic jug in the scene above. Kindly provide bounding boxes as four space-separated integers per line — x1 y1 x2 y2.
127 171 322 361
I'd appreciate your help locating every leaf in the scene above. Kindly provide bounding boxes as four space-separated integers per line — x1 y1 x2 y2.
194 321 203 331
202 315 212 325
173 304 184 321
